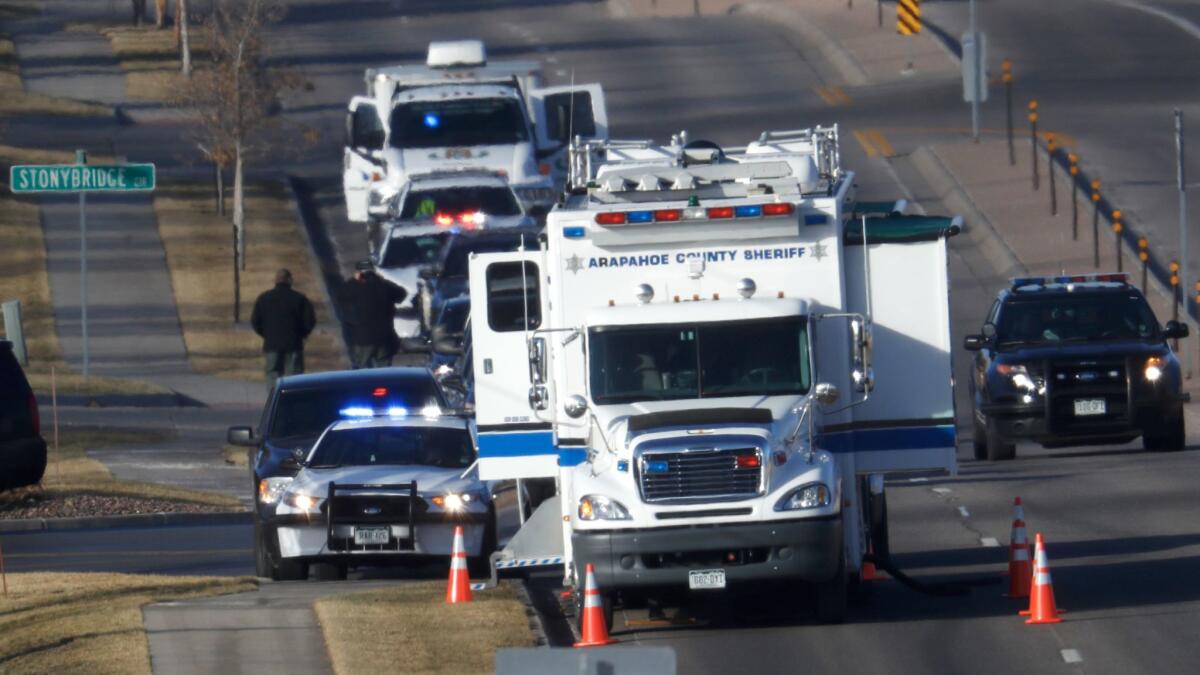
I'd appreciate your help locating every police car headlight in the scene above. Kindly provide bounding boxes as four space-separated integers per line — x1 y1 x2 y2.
1145 357 1164 382
775 483 830 511
284 492 322 513
433 491 486 512
258 477 292 505
578 495 631 521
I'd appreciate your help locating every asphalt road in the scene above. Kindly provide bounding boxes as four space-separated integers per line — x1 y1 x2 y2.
8 1 1200 673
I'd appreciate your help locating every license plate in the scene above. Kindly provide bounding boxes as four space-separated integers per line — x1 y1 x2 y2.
1073 398 1106 416
688 569 726 590
353 526 391 545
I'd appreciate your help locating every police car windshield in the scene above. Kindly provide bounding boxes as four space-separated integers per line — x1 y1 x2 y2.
308 426 474 469
382 233 446 268
269 385 444 440
995 293 1161 346
588 317 811 404
399 187 521 219
390 98 529 149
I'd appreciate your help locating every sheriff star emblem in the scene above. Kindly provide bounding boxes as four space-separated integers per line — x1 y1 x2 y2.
566 254 584 274
811 242 828 261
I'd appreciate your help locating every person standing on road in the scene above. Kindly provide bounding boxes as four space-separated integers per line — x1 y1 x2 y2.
251 269 317 390
337 260 408 369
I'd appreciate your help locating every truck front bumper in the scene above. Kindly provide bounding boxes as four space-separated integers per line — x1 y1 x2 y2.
572 515 841 592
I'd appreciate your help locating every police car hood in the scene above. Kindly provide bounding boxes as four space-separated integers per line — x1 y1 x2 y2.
293 465 477 496
998 339 1169 362
383 144 537 187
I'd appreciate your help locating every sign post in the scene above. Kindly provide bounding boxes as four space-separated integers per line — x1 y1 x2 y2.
1176 109 1191 378
9 154 156 378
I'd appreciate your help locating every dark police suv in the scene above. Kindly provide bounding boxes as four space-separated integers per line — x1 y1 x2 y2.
227 367 449 579
964 274 1189 460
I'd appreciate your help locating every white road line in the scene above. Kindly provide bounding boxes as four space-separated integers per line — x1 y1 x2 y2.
909 477 928 482
1061 649 1083 664
555 69 568 77
957 506 970 518
546 56 558 63
1108 0 1200 44
931 487 952 494
980 537 1001 547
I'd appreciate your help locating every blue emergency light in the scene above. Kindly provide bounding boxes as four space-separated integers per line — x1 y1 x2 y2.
423 112 440 129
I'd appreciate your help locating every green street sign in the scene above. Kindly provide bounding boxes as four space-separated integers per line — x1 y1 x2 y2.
9 163 156 193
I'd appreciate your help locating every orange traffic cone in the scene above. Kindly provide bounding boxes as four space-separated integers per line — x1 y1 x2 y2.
445 525 473 604
1023 533 1063 624
574 563 617 647
862 540 883 581
1005 497 1032 597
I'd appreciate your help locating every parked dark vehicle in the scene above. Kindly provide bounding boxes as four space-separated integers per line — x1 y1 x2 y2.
0 341 47 491
227 367 449 579
416 228 539 335
964 274 1189 460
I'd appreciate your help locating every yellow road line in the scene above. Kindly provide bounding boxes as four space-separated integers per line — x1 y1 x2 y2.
815 85 852 107
868 129 895 158
815 86 838 106
853 129 878 158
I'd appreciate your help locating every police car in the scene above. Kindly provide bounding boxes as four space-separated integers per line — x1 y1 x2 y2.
964 274 1189 460
264 407 518 581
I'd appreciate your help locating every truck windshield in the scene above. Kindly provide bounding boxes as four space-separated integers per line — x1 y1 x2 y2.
390 98 529 148
399 186 521 219
308 426 474 469
381 233 446 268
995 293 1161 346
588 317 810 404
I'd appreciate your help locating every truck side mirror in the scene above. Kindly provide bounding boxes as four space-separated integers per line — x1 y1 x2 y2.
528 336 547 384
227 426 257 446
528 384 549 411
963 334 985 351
849 317 874 393
1164 320 1190 339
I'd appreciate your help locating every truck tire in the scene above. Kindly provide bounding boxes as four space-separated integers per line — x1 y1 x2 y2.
868 489 889 560
813 554 848 624
985 418 1016 461
1144 410 1186 452
972 418 988 461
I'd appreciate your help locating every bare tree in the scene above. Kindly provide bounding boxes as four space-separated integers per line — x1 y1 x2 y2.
154 0 167 29
176 0 191 76
184 0 297 322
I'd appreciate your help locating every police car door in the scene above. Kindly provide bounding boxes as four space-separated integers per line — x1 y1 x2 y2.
529 84 609 182
468 250 555 480
343 96 385 223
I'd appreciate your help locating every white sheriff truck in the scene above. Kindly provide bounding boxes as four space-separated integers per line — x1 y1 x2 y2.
343 40 608 223
465 127 961 625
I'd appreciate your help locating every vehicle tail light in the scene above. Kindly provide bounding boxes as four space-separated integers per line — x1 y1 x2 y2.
435 213 454 227
373 387 388 397
595 212 627 225
763 202 795 216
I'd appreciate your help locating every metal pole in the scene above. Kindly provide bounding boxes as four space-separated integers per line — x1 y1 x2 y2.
1176 109 1191 377
1047 134 1057 215
1091 182 1101 268
1069 154 1079 239
1003 61 1014 165
1112 214 1123 273
878 0 883 27
77 149 88 379
1139 240 1149 293
1029 101 1039 191
969 0 980 143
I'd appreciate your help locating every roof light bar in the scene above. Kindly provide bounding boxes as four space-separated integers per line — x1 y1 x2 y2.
707 207 734 219
592 203 797 225
1011 273 1129 287
654 209 682 222
762 203 795 216
595 212 627 225
735 205 763 218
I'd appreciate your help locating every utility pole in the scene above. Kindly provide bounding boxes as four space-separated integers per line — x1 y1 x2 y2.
969 0 980 142
1177 109 1191 377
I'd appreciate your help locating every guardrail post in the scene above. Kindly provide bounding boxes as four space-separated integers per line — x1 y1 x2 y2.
1047 134 1058 215
1003 60 1014 165
1138 239 1149 292
1091 181 1101 268
1111 211 1123 272
0 300 26 366
1069 154 1079 239
1029 101 1039 190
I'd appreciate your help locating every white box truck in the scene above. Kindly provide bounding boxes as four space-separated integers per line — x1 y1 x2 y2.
465 127 961 625
343 40 608 223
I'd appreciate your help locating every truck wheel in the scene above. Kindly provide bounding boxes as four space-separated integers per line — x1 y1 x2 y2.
985 418 1016 461
1144 410 1186 451
972 418 988 460
813 554 848 624
868 489 889 560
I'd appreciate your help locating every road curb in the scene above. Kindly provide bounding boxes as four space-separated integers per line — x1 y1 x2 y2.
514 579 552 646
730 2 870 87
907 145 1027 281
0 510 251 534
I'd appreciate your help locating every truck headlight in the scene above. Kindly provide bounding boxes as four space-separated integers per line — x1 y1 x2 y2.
258 477 292 505
284 492 322 513
1144 357 1164 382
775 483 831 511
996 363 1044 396
578 495 631 521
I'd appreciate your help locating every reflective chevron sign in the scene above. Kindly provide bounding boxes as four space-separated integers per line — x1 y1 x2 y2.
897 0 921 35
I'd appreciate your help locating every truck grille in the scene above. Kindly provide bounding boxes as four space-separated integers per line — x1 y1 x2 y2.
638 447 763 503
1046 359 1130 433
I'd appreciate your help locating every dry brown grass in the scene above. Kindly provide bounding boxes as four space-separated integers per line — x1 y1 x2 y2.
68 22 210 102
314 581 536 675
0 148 168 397
0 572 256 675
154 180 346 380
0 32 112 116
1 427 242 510
222 445 250 467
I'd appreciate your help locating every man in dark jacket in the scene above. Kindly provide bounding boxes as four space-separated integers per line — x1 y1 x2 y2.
251 269 317 389
337 260 408 369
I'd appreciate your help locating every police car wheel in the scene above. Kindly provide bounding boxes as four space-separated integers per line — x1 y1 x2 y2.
1144 409 1186 452
971 419 988 461
253 519 271 578
985 418 1016 461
